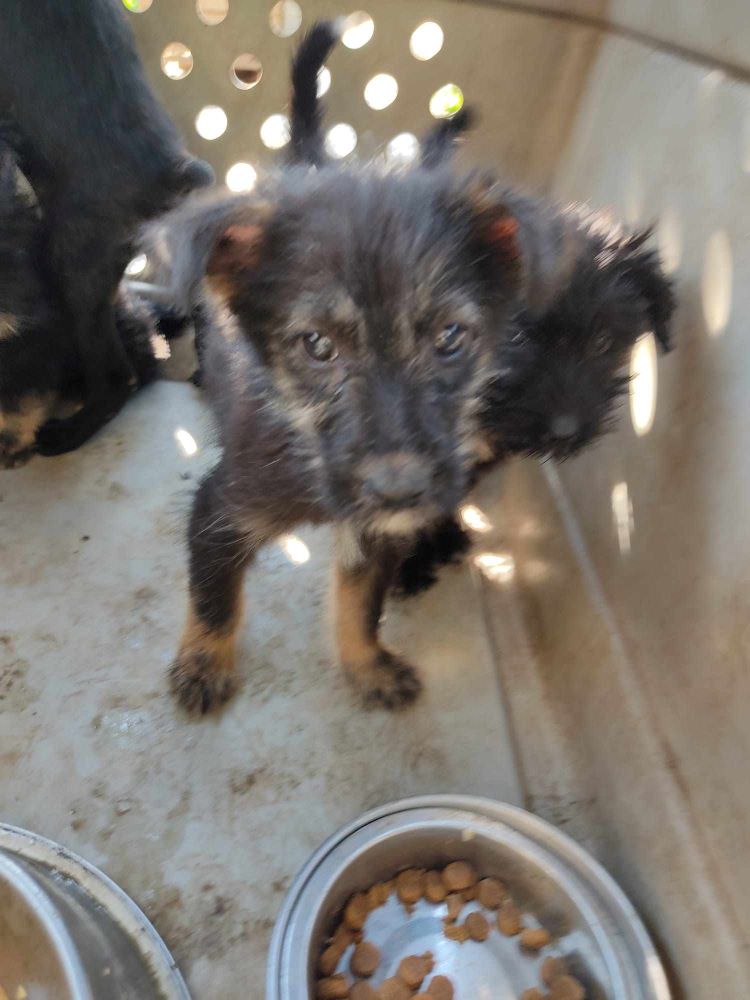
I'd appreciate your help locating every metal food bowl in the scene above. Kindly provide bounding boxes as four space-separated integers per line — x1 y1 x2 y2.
268 796 671 1000
0 825 189 1000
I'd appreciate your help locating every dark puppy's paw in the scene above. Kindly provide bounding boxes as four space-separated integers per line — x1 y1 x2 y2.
348 649 423 710
169 651 238 715
394 518 472 599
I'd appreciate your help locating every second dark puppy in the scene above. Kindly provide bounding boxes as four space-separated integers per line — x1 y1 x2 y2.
0 0 213 457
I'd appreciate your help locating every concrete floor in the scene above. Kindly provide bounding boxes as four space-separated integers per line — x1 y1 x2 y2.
0 380 521 999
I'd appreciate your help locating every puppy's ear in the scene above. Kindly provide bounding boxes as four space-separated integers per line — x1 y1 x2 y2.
153 193 271 312
616 229 676 353
458 175 578 313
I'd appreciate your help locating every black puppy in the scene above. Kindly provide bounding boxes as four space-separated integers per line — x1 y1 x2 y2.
0 145 178 468
0 0 213 457
395 116 675 596
164 23 569 715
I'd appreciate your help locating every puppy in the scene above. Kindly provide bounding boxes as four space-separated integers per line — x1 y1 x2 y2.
0 144 178 468
164 23 569 715
0 0 213 457
395 116 675 596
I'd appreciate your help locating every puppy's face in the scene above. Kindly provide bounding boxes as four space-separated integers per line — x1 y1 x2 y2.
487 226 674 459
198 169 528 534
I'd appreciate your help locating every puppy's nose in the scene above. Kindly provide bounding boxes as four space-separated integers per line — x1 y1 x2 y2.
360 453 430 506
550 414 580 440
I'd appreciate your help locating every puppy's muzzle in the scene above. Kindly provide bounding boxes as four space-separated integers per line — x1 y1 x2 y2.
358 453 431 509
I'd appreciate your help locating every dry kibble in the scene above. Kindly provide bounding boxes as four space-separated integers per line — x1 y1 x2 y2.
350 941 381 978
425 975 454 1000
498 900 523 936
465 910 490 942
548 975 586 1000
442 861 477 892
541 956 569 985
520 991 545 1000
520 927 552 951
424 870 447 904
317 974 350 999
397 952 434 989
477 877 505 909
461 883 478 902
344 893 369 931
351 984 378 1000
396 868 425 906
443 921 470 943
444 892 464 922
378 977 411 1000
367 881 392 911
320 926 354 976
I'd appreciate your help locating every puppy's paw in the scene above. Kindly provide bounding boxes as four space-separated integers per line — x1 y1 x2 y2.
169 650 238 715
347 649 423 710
0 444 35 469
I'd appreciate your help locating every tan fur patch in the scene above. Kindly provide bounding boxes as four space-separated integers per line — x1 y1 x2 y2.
334 562 379 669
0 393 55 449
178 603 242 677
0 313 19 340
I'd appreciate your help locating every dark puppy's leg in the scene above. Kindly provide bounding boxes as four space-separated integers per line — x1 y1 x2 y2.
171 466 257 714
334 527 422 709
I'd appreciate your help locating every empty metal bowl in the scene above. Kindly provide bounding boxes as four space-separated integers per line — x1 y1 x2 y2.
268 796 671 1000
0 824 189 1000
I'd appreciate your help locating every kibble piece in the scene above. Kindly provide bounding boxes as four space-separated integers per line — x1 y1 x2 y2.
350 941 381 978
461 883 478 902
443 921 470 943
396 868 425 906
351 984 378 1000
548 975 586 1000
520 990 545 1000
477 877 506 910
444 892 464 922
317 974 350 999
397 952 434 989
320 926 354 976
378 977 411 1000
344 893 369 931
520 927 552 951
498 900 523 936
442 861 477 892
465 910 490 942
541 956 569 985
425 975 454 1000
367 881 392 911
424 870 447 903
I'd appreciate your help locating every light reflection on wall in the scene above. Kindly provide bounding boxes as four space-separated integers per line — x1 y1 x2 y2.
459 504 492 533
629 332 658 437
657 205 682 275
702 230 733 336
474 552 515 583
611 481 634 555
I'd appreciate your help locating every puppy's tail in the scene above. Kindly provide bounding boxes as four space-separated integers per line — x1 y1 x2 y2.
420 106 477 170
288 20 340 167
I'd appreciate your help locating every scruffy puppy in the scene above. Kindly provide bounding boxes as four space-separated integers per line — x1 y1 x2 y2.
0 0 213 458
165 24 569 714
0 145 176 468
395 116 675 596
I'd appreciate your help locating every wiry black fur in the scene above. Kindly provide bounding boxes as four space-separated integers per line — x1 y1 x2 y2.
0 0 213 457
420 107 477 170
288 20 340 167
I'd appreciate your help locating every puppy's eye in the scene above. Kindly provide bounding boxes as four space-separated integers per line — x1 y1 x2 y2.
301 331 338 364
434 323 468 359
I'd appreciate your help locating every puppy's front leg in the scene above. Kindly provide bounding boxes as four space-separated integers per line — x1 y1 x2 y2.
334 527 422 709
171 466 257 714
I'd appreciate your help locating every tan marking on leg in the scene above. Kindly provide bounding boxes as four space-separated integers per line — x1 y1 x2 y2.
0 393 55 467
170 599 243 715
334 556 422 709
